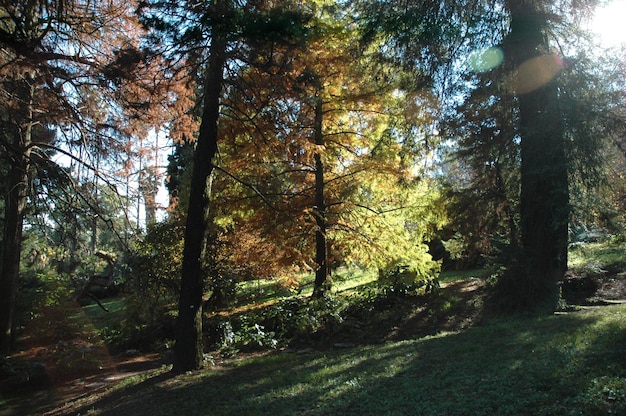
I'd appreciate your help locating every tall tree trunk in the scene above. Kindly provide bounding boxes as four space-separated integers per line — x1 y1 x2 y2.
91 159 99 253
505 0 569 311
0 82 33 353
494 162 518 250
173 31 227 371
0 158 29 353
312 94 328 298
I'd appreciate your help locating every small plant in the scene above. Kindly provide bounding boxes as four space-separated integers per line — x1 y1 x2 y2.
378 265 418 293
213 318 277 356
236 318 278 350
378 264 440 295
580 376 626 414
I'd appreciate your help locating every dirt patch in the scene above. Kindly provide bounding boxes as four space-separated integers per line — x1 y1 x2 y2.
595 273 626 300
562 268 626 305
0 352 165 416
384 279 487 342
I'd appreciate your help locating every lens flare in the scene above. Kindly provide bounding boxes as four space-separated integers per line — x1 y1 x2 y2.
508 54 564 94
467 47 505 72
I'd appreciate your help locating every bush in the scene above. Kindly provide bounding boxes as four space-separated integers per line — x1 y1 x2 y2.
206 294 353 355
125 220 184 326
121 220 184 351
377 264 440 295
16 271 74 329
206 284 435 356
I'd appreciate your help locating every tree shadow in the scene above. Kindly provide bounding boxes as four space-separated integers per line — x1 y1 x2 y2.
43 308 626 416
45 369 176 416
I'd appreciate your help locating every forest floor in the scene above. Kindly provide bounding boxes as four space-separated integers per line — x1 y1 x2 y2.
0 278 491 415
2 244 626 415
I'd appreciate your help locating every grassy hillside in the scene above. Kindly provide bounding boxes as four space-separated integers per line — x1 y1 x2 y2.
2 239 626 415
37 302 626 416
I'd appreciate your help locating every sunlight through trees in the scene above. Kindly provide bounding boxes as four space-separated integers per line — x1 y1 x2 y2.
1 0 625 375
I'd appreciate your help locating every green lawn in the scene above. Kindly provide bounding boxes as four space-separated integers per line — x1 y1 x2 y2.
236 268 378 307
58 303 626 416
569 240 626 271
438 268 491 284
7 241 626 415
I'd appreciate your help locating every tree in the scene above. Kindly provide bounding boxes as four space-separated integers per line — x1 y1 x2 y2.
0 0 186 352
440 6 519 267
439 0 625 311
140 0 313 371
563 46 626 234
0 72 38 352
498 0 568 310
203 3 419 297
355 0 626 311
174 14 227 372
494 0 626 311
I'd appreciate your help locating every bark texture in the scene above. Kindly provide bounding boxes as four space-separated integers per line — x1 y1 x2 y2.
174 32 227 371
312 95 328 297
504 0 569 311
0 82 33 353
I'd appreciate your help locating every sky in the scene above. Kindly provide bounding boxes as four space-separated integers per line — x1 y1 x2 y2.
590 1 626 48
112 1 626 225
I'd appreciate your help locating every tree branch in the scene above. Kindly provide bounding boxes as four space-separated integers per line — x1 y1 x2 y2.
213 164 280 212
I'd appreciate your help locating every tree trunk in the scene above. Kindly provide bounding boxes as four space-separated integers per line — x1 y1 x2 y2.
0 161 29 353
505 0 569 311
173 32 227 371
494 161 518 250
0 83 33 353
312 95 328 298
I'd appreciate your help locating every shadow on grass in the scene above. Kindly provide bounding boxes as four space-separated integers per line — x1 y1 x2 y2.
45 369 176 416
55 306 626 416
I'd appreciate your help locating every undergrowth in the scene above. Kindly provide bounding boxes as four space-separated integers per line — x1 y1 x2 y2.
205 285 434 356
43 303 626 416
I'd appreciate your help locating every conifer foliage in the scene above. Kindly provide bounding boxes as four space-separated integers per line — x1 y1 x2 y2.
0 0 191 353
1 0 625 370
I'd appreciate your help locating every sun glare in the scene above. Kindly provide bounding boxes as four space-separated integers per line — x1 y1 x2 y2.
590 1 625 48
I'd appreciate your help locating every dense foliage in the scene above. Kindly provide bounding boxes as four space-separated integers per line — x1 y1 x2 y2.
0 0 625 378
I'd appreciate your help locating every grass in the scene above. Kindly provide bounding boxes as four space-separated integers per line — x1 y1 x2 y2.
7 241 626 415
49 303 626 416
438 268 491 284
235 265 472 308
235 268 378 310
569 239 626 271
83 298 126 322
79 298 126 335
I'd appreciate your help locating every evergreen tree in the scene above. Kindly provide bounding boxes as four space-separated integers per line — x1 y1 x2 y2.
0 0 186 352
140 0 312 370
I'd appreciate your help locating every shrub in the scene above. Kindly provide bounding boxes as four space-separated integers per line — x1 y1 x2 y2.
125 220 184 326
121 220 183 351
377 264 440 295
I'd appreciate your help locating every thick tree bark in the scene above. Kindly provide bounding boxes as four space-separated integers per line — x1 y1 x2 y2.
0 160 29 353
312 95 328 298
173 32 227 371
505 0 569 310
518 92 569 309
0 83 33 353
